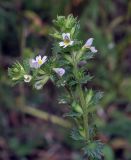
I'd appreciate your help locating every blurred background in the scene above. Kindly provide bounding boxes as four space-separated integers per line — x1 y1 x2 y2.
0 0 131 160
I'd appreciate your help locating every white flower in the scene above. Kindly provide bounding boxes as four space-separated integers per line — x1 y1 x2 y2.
24 74 32 83
84 38 97 53
29 55 47 69
53 68 65 77
59 33 74 48
90 46 97 53
34 81 43 90
58 99 67 104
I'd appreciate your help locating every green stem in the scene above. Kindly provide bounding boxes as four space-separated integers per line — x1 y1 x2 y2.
78 84 89 143
73 54 89 143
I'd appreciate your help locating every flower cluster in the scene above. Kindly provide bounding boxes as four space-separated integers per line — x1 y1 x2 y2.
58 33 97 53
8 54 65 89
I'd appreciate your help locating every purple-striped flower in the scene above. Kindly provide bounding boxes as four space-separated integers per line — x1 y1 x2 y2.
59 33 74 48
29 55 47 69
53 68 65 77
84 38 97 53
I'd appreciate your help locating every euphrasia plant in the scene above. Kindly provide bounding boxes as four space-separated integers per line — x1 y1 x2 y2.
8 15 103 159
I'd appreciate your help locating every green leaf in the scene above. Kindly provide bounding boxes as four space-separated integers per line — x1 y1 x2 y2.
92 91 104 105
52 42 62 54
83 141 104 160
81 51 96 60
85 89 93 105
80 75 93 84
8 61 26 84
34 75 49 90
103 145 115 160
71 101 83 114
64 55 73 65
71 128 84 141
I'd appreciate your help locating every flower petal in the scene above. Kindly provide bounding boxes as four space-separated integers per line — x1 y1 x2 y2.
59 42 65 46
53 68 65 77
30 60 39 68
62 33 66 39
66 33 70 39
63 44 68 48
34 81 43 90
90 46 97 53
36 55 41 61
29 59 36 68
42 56 47 63
62 33 70 40
70 41 74 46
85 38 93 47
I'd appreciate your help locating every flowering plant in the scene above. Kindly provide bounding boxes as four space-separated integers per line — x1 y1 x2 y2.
8 15 103 159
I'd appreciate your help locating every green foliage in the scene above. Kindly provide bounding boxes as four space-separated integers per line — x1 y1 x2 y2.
8 14 103 159
103 145 115 160
71 128 84 141
52 14 79 35
9 138 34 157
8 61 26 84
0 0 129 159
83 141 103 160
102 111 131 143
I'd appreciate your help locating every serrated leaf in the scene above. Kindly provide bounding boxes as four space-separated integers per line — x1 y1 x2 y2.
8 61 26 84
92 91 104 105
80 75 93 84
69 79 78 86
83 51 96 60
71 128 84 141
52 42 62 54
86 89 93 105
64 55 73 64
72 101 83 114
83 141 104 160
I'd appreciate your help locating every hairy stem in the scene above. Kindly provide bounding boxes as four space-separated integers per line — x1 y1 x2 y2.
78 84 89 143
73 54 89 143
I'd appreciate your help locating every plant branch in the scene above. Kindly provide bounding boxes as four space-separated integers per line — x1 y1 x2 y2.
20 106 71 128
